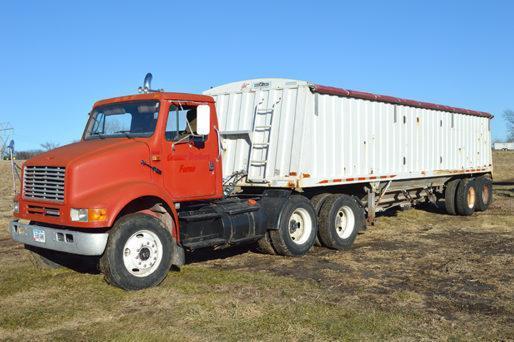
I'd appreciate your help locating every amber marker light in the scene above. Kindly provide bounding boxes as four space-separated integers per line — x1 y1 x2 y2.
88 208 107 222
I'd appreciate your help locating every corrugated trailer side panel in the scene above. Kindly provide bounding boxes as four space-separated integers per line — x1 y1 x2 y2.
204 79 492 189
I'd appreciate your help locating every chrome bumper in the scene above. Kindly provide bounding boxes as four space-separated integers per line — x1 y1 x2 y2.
10 220 108 256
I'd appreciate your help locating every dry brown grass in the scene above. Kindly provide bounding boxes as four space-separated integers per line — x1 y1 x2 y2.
0 152 512 341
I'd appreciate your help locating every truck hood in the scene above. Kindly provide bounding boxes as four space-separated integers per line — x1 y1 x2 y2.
25 139 154 203
27 139 148 167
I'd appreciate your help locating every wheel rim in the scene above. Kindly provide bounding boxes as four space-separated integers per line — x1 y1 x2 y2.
467 186 476 209
335 206 355 239
122 230 163 277
288 208 313 245
482 184 489 204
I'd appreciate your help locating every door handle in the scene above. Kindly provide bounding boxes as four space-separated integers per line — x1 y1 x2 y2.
209 161 215 171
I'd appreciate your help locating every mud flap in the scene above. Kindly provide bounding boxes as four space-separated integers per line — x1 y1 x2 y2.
259 189 292 231
171 238 185 267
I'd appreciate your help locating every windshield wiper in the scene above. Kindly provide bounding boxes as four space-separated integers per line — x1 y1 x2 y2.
90 132 105 139
114 130 134 139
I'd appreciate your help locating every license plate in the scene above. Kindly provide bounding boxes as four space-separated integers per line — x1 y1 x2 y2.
33 228 46 243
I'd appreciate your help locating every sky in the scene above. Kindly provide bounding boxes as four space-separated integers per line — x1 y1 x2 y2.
0 0 513 151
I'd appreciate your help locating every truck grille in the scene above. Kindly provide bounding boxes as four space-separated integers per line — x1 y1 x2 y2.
23 166 66 202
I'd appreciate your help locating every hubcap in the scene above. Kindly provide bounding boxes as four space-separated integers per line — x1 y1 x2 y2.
122 230 163 277
467 186 476 209
288 208 313 245
335 206 355 239
482 185 489 204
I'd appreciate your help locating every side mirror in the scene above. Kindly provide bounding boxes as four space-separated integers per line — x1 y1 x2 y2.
196 105 211 136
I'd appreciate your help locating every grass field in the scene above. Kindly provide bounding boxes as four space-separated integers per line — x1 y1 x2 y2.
0 152 513 341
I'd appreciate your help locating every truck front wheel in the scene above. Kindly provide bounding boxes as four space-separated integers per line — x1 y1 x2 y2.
100 213 173 290
269 195 317 256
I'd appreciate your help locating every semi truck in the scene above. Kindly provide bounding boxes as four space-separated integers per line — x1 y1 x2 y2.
10 74 493 290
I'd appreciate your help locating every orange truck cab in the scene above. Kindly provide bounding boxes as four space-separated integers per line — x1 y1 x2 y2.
10 75 292 290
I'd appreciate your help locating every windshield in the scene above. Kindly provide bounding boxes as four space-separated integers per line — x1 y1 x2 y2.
84 101 160 140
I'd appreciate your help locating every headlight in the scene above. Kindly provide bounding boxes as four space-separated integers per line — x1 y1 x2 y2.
13 201 19 214
70 208 88 222
70 208 107 222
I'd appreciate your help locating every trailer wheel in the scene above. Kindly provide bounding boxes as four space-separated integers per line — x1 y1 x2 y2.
269 195 317 256
475 177 493 211
310 193 331 247
455 179 477 216
255 231 277 255
100 213 173 290
318 194 363 250
444 179 460 215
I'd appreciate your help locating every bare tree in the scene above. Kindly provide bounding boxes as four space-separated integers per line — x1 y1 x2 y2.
16 150 44 160
41 142 60 151
505 109 514 142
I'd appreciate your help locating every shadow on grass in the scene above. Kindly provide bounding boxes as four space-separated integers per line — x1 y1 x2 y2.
185 244 254 265
26 245 101 274
493 180 514 186
376 202 447 217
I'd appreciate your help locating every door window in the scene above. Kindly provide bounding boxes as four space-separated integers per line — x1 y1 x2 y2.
165 105 198 141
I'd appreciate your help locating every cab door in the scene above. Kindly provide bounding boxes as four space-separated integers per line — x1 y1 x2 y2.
163 102 218 201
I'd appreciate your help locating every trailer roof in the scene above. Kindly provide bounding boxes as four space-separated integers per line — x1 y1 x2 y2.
311 84 492 119
205 78 492 119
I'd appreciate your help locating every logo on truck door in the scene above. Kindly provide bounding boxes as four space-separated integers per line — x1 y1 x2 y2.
179 165 196 173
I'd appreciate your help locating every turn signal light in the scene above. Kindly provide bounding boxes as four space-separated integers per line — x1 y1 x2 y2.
89 208 107 222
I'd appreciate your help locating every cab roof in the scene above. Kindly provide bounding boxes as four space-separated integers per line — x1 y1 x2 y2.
93 92 214 108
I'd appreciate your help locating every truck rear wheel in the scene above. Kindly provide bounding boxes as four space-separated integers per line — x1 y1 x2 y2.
318 194 363 250
100 213 173 290
455 179 477 216
269 195 317 256
310 193 331 246
444 179 460 215
475 176 493 211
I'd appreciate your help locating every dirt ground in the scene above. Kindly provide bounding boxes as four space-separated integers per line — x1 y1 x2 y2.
0 152 512 341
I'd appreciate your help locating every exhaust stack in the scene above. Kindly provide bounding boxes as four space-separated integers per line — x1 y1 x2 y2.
138 73 163 93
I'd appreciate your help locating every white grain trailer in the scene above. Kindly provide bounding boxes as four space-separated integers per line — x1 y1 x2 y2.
204 79 493 249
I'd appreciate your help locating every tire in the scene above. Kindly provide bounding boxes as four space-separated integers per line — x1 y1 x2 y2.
475 176 493 211
100 213 173 290
318 194 364 250
455 178 477 216
26 245 63 269
255 231 277 255
310 193 331 247
444 179 460 215
269 195 317 256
